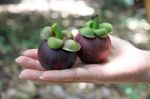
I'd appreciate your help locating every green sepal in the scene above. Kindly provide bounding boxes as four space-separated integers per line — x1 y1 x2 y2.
62 30 73 40
40 26 52 40
94 28 108 38
47 37 64 49
62 40 81 52
79 27 95 38
99 23 113 33
51 23 63 39
85 21 93 28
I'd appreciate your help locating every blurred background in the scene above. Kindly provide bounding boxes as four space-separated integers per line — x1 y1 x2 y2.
0 0 150 99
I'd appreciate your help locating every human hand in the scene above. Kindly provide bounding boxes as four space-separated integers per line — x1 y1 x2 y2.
16 35 150 83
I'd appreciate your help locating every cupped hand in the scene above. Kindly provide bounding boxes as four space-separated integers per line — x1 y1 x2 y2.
16 35 150 83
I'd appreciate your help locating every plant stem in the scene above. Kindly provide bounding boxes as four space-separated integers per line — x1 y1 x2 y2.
91 14 99 30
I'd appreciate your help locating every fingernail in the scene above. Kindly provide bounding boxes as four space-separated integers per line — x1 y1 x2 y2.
39 76 45 79
19 74 23 79
15 57 21 63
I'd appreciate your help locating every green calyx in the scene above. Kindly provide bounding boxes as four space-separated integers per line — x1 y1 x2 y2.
63 40 81 52
99 23 113 33
85 20 93 28
51 23 63 39
79 27 95 38
40 23 63 40
80 15 113 38
94 28 108 38
40 26 53 40
47 37 64 49
62 30 73 40
40 23 80 51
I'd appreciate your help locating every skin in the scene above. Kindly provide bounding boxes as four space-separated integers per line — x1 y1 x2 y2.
16 35 150 83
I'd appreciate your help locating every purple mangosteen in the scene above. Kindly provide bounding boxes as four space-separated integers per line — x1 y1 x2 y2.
38 23 80 70
75 15 113 63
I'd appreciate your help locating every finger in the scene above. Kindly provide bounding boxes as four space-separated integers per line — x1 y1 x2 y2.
20 69 43 80
39 67 92 82
16 56 45 70
19 69 92 83
22 49 38 59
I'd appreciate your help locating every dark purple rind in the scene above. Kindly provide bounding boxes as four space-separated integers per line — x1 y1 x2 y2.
75 33 111 63
38 40 77 70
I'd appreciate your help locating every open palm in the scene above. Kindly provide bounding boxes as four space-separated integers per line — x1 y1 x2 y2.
16 35 150 83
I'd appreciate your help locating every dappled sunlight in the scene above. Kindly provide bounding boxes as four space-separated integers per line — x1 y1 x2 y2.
126 18 150 44
133 33 149 44
0 0 95 16
18 0 50 12
126 18 150 30
49 0 94 16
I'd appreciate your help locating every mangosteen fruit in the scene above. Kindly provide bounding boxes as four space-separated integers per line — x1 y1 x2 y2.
75 15 112 63
38 23 80 70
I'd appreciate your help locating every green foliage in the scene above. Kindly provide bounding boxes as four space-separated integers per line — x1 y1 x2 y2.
102 0 134 10
0 12 50 60
119 84 150 99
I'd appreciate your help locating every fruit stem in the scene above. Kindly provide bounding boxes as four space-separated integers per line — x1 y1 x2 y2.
51 23 63 39
91 14 99 30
